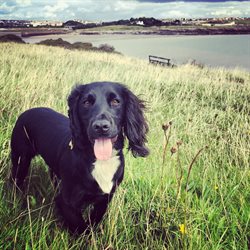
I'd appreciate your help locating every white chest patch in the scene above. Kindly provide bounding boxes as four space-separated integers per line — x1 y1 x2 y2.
92 154 120 194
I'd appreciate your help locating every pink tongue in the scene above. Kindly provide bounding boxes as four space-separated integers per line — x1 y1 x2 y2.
94 138 113 161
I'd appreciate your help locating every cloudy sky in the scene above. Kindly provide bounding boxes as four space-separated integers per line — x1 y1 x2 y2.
0 0 249 21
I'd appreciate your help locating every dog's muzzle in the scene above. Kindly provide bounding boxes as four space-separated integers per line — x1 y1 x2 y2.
90 117 118 161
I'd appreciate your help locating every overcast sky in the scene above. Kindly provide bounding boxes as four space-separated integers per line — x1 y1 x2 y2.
0 0 249 21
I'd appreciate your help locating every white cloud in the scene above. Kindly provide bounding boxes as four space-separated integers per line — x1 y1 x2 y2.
0 2 16 14
44 2 68 13
167 10 187 18
211 9 242 16
0 0 250 21
210 2 250 17
43 1 69 19
16 0 31 6
113 1 137 11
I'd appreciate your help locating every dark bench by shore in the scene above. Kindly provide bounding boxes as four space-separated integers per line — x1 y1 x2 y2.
149 55 171 67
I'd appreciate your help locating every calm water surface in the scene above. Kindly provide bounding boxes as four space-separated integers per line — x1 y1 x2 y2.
24 34 250 70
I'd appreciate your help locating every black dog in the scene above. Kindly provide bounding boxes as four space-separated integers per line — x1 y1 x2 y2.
10 81 149 234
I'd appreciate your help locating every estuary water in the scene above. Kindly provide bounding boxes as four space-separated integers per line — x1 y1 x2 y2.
24 34 250 70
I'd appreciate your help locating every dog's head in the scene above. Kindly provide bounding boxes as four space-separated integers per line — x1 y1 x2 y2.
68 82 149 160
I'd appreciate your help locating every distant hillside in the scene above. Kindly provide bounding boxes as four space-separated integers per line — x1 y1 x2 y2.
0 34 119 54
0 34 25 43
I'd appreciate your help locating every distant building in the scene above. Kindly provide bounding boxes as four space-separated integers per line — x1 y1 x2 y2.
202 21 236 27
215 21 236 26
136 21 144 26
31 21 63 27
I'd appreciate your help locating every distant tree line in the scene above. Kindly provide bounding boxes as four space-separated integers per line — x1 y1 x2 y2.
63 17 182 30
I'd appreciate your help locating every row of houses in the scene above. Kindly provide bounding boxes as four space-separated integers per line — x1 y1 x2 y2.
31 21 63 27
163 17 248 26
0 20 63 28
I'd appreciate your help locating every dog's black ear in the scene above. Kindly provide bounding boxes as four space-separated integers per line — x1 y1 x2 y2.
67 85 86 148
123 87 149 157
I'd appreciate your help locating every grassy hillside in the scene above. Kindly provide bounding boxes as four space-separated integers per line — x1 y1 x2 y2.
0 43 249 249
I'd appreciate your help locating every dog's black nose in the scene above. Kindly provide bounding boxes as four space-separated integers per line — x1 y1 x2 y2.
92 120 110 134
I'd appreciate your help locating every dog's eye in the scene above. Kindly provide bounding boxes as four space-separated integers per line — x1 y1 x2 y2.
82 94 95 108
83 100 91 108
110 99 120 107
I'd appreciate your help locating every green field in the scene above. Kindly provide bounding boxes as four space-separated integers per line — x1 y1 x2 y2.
79 23 250 35
0 43 249 249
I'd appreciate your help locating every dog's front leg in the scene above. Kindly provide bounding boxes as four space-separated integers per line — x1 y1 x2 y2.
88 194 113 228
55 193 87 234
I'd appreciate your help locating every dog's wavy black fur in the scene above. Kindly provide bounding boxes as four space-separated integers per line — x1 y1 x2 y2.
10 81 149 234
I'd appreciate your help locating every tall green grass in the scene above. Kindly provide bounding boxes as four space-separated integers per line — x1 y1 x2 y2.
0 43 249 249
